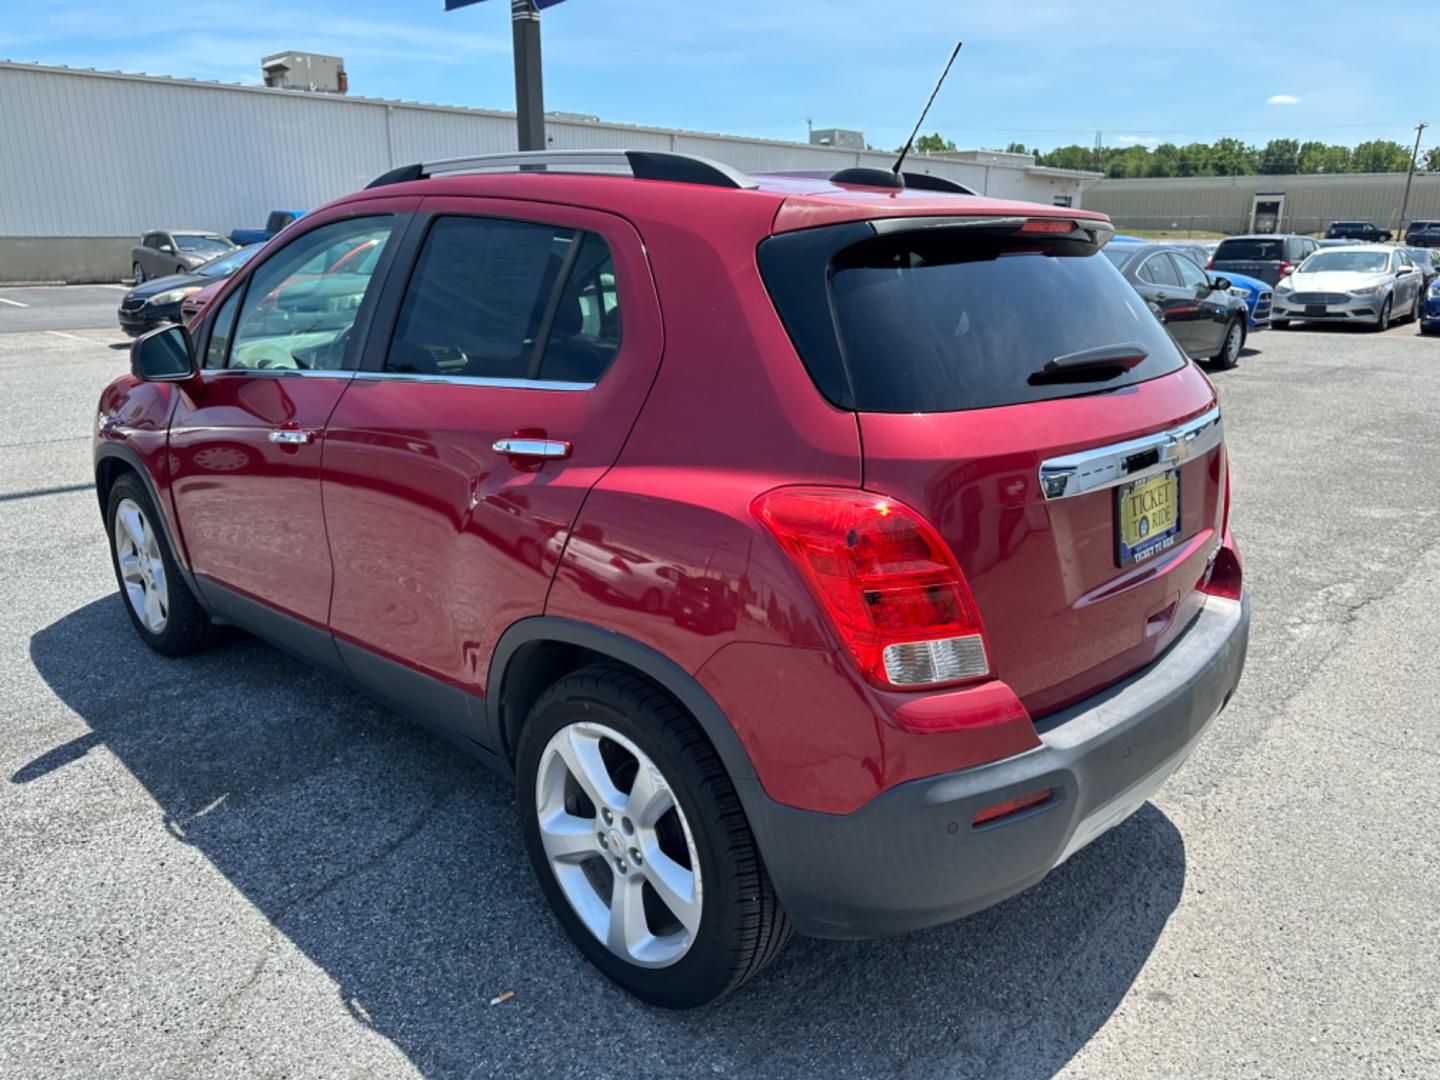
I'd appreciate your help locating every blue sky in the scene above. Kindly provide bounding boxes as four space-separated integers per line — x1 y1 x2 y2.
3 0 1433 154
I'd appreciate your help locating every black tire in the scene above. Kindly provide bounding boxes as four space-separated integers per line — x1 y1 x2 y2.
1373 296 1392 333
516 664 791 1008
105 472 223 656
1210 317 1243 369
132 262 145 285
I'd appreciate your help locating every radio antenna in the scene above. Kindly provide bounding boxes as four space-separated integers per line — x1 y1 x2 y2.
893 41 963 178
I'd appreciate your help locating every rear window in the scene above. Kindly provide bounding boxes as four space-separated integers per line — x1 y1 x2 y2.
760 226 1187 413
1214 238 1283 261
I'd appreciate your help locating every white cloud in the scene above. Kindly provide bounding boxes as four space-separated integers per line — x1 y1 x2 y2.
1267 94 1301 106
1115 134 1158 147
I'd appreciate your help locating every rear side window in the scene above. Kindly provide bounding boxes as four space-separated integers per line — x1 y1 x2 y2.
1215 238 1283 261
386 216 620 384
761 226 1187 413
1138 254 1182 286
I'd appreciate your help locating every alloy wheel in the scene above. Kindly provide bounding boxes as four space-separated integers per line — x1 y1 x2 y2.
1224 322 1242 364
534 720 703 968
113 498 169 633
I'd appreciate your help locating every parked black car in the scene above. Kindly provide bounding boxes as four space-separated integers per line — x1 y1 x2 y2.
117 244 260 336
1404 219 1440 247
1210 233 1319 286
1325 220 1392 242
1103 241 1251 369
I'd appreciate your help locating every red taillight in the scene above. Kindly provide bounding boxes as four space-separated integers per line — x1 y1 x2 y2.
1278 261 1293 278
751 488 990 690
1200 459 1243 600
1020 218 1075 234
973 788 1053 826
1206 258 1213 269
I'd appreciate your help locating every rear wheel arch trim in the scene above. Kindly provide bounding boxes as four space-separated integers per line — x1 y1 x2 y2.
487 617 760 788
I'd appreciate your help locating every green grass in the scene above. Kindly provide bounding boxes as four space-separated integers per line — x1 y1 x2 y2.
1120 228 1229 240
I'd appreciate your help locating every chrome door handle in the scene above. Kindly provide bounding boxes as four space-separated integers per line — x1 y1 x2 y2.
268 428 314 445
492 437 571 459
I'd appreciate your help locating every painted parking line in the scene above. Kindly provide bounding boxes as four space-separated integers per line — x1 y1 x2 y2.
46 330 95 343
0 297 29 307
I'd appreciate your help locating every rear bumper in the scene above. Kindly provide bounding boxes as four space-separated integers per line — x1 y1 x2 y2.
744 593 1249 939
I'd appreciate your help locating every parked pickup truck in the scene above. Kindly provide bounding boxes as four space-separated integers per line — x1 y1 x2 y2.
229 209 305 246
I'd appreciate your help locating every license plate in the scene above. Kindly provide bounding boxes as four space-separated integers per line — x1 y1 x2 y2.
1116 471 1180 567
1306 304 1327 315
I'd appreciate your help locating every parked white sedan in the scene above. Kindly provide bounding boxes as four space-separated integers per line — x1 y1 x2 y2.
1272 245 1424 331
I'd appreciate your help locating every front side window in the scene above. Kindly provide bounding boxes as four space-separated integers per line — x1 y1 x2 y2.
1172 254 1210 289
1139 254 1182 287
225 216 393 371
386 215 622 384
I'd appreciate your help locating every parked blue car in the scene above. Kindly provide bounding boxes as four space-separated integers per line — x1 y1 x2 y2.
1110 236 1271 332
1420 278 1440 334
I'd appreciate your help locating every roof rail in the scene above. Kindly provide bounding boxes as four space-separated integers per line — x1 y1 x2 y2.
365 149 758 191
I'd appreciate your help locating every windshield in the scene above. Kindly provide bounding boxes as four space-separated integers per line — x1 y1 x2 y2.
1215 239 1283 261
175 234 232 255
1300 251 1389 274
197 244 261 278
814 236 1186 412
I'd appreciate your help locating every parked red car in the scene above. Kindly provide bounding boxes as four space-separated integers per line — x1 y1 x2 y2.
96 150 1248 1008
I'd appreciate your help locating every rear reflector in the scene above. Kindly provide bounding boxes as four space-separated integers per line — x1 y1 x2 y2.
751 487 991 691
1020 218 1076 234
973 788 1053 826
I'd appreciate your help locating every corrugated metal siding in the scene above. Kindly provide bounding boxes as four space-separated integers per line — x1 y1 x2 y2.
0 62 1091 243
1087 173 1440 234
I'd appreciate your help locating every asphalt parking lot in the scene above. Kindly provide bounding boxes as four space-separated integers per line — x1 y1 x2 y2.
2 289 1438 1079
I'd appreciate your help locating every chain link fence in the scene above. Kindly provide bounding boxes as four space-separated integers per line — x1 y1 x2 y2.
1099 213 1433 239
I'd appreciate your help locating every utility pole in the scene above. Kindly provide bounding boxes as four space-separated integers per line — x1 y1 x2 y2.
510 0 545 151
1400 120 1428 231
1093 130 1102 173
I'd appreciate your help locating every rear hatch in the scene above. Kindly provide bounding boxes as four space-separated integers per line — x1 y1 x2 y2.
760 212 1226 717
1211 237 1287 285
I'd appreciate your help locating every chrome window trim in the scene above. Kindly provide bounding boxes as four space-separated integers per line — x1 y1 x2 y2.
1038 405 1222 501
353 370 596 392
205 368 357 380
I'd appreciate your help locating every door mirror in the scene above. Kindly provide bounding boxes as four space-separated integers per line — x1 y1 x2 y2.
159 243 175 254
131 324 197 382
1211 276 1232 291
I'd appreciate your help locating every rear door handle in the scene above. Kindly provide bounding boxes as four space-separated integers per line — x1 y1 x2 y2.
268 428 314 445
492 437 571 459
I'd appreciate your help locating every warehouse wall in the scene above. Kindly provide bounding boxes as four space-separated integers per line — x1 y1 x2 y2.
1086 172 1440 236
0 62 1093 283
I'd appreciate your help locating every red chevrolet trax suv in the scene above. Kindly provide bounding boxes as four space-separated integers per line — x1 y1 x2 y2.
96 150 1248 1008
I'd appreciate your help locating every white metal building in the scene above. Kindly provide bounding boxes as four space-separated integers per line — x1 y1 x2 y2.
0 61 1098 283
1085 172 1440 237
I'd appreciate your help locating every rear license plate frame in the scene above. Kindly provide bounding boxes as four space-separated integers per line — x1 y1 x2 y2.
1115 470 1181 567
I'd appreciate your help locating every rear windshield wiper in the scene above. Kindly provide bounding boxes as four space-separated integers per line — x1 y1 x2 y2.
1029 342 1149 384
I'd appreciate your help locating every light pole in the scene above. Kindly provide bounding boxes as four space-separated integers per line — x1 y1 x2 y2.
1400 120 1428 232
445 0 565 152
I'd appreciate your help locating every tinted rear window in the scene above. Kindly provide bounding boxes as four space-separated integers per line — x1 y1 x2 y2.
1214 239 1284 261
761 227 1186 413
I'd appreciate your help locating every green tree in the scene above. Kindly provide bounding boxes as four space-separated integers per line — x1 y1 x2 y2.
1148 143 1181 177
1036 144 1096 171
1005 142 1029 155
1352 139 1411 172
1258 138 1300 175
1176 142 1213 177
1210 137 1258 176
1425 146 1440 172
903 132 957 154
